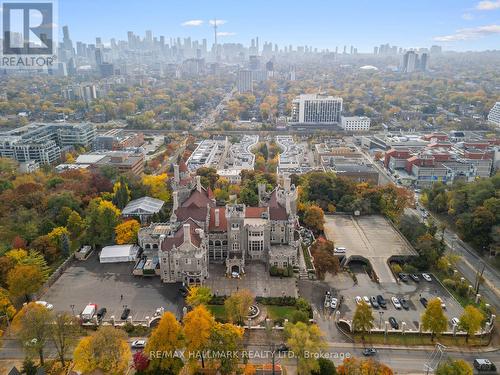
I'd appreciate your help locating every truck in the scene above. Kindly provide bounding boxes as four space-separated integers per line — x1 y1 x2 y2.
81 303 97 321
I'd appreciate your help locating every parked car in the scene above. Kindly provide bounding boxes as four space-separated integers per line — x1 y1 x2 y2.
277 343 289 353
391 297 402 309
420 297 428 308
355 296 362 305
398 273 409 282
376 295 387 308
131 339 146 349
362 348 377 356
388 317 399 329
451 317 460 326
437 297 446 309
96 307 107 320
334 247 346 254
400 298 410 310
231 271 240 278
422 273 432 282
121 308 131 320
473 359 496 372
330 298 338 310
179 286 189 297
370 296 379 309
410 274 420 282
363 296 370 305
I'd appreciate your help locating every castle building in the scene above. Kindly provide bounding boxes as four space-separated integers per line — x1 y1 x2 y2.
137 164 299 286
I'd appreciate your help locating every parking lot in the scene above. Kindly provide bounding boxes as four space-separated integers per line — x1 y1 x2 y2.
206 262 298 297
324 215 417 283
41 253 185 321
306 267 464 332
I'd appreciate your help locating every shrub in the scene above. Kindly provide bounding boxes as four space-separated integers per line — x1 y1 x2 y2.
391 263 402 274
290 310 309 324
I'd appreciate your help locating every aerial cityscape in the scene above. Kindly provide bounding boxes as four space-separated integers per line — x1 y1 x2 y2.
0 1 499 374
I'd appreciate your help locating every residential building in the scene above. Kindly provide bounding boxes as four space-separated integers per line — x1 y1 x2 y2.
488 102 500 127
237 70 253 93
290 94 343 126
341 116 371 131
0 122 96 165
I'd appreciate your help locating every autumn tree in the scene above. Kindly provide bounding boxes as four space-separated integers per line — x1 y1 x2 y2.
51 312 80 367
421 298 448 341
7 264 45 302
142 173 171 201
285 321 326 375
224 289 254 325
0 287 16 320
196 167 219 190
303 205 325 233
207 322 244 375
312 358 337 375
115 219 140 244
73 326 131 375
436 359 473 375
85 198 121 247
145 312 183 373
352 301 374 339
112 177 131 209
186 285 212 307
310 238 340 279
66 210 85 240
459 305 484 342
183 305 215 368
337 357 393 375
12 303 53 366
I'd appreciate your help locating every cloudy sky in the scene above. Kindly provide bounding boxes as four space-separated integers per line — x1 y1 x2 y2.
56 0 500 51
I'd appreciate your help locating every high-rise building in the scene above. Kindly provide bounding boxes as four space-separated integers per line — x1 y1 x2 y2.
488 102 500 127
420 52 429 72
290 94 343 125
237 70 253 93
401 51 429 73
430 45 442 54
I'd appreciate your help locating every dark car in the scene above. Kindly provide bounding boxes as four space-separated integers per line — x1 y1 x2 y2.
276 343 289 353
179 286 189 297
376 295 387 309
370 296 379 309
400 298 410 310
121 308 131 320
410 274 420 282
362 348 377 356
388 317 399 329
96 307 107 320
420 297 428 308
398 273 409 282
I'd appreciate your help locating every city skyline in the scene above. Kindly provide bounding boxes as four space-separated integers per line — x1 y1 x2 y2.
56 0 500 52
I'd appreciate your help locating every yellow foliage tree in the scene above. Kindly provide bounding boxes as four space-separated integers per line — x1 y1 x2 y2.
0 287 16 319
115 219 141 244
183 305 215 368
146 312 183 373
142 173 171 202
73 326 131 375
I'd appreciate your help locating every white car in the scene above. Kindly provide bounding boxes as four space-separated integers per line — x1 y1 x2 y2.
35 301 54 310
363 296 370 305
330 298 338 310
334 247 346 254
422 273 432 282
231 271 240 279
355 296 362 305
437 297 446 309
131 339 146 349
391 297 402 309
451 317 460 326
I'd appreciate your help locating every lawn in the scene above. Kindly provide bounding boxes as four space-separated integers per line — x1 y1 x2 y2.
207 305 226 320
265 306 297 321
354 332 488 347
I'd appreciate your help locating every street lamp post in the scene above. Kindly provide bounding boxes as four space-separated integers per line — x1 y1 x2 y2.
70 304 75 316
378 311 384 329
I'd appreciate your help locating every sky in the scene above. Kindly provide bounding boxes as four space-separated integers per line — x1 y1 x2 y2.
55 0 500 52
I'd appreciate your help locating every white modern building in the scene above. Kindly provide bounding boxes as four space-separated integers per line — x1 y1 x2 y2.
487 102 500 127
290 94 343 125
341 116 371 132
99 244 140 263
237 70 253 93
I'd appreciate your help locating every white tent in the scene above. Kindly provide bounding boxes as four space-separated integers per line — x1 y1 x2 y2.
99 244 139 263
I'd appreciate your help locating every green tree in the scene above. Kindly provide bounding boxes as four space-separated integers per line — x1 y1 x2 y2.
459 305 484 343
224 289 254 325
312 358 337 375
352 301 374 339
207 322 244 375
421 298 448 341
436 359 473 375
112 177 131 209
186 286 212 307
51 312 80 367
285 321 326 375
85 198 121 247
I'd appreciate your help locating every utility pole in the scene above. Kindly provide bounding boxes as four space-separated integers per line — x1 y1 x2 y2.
475 262 486 295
